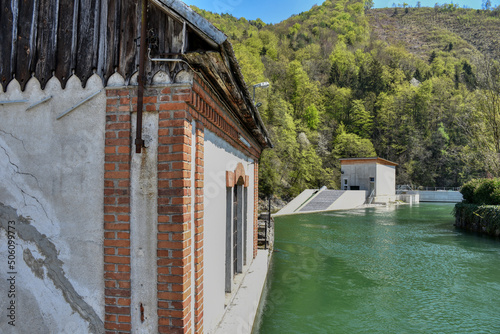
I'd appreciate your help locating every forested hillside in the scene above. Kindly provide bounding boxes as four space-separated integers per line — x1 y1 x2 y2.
192 1 500 200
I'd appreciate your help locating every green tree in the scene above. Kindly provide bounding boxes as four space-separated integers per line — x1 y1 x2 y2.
304 104 320 130
259 149 281 197
476 61 500 153
364 0 374 11
323 85 353 124
329 41 358 88
285 60 321 117
349 100 373 138
332 127 377 159
428 51 437 64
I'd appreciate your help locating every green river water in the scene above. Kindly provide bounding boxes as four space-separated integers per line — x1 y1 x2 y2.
255 203 500 334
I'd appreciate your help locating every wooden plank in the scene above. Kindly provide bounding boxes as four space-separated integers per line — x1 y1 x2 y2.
150 0 225 47
55 0 76 88
0 0 14 90
96 0 107 82
102 0 119 84
166 15 174 54
35 0 59 89
135 0 144 82
159 14 186 80
91 0 101 73
171 16 184 54
15 0 37 90
69 0 78 73
146 3 163 80
118 0 139 84
75 0 97 87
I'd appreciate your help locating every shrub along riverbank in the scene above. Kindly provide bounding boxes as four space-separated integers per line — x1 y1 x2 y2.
454 178 500 237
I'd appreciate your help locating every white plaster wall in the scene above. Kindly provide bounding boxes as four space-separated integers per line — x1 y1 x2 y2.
0 75 105 333
203 130 255 334
375 164 396 197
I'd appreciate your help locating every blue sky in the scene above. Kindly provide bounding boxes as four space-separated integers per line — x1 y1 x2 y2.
182 0 492 23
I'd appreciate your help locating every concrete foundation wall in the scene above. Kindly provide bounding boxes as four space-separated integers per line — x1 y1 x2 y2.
406 191 463 202
397 194 420 204
327 191 367 211
0 76 105 333
203 130 255 333
274 189 317 216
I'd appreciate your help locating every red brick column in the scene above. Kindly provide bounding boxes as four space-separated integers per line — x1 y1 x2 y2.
157 85 194 334
194 123 205 333
104 89 133 333
253 162 259 259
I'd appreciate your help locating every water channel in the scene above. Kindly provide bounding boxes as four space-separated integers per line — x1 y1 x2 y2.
255 203 500 334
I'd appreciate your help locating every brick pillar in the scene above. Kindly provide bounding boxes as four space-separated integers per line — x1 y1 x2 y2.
194 123 205 333
104 89 133 333
253 162 259 258
157 85 195 334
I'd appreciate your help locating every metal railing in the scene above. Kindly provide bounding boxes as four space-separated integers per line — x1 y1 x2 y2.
397 185 461 193
366 190 375 204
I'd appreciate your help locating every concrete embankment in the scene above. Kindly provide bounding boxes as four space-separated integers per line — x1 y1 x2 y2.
404 190 463 202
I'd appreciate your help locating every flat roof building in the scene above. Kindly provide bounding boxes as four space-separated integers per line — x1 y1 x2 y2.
340 158 398 204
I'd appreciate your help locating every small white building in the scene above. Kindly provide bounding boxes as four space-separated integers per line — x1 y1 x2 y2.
340 157 398 203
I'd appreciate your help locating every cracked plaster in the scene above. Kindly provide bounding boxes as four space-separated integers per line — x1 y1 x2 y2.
0 75 106 332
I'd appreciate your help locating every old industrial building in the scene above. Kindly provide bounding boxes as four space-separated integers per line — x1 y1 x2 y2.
0 0 270 333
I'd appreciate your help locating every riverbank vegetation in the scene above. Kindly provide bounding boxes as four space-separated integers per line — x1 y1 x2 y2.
192 1 500 200
454 178 500 237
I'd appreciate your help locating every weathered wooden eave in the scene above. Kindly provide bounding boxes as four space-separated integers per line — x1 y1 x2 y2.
221 40 272 149
0 0 271 148
149 0 271 149
182 51 269 149
151 0 227 47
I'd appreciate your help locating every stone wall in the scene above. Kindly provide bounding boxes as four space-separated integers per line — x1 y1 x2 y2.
454 203 500 238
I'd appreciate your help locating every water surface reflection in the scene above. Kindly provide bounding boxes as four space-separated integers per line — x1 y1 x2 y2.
256 204 500 334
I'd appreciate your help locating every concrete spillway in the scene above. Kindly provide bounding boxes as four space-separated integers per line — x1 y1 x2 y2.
299 190 345 212
274 188 367 216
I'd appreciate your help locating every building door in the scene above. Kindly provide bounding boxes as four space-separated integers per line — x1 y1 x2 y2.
342 177 348 190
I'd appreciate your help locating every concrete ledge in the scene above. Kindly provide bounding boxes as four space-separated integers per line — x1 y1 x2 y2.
327 190 366 211
274 189 318 216
275 189 367 216
214 249 271 334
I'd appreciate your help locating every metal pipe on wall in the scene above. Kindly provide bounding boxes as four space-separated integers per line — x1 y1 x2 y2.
135 0 148 154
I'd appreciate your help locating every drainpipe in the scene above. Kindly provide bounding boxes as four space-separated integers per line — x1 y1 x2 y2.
135 0 148 154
